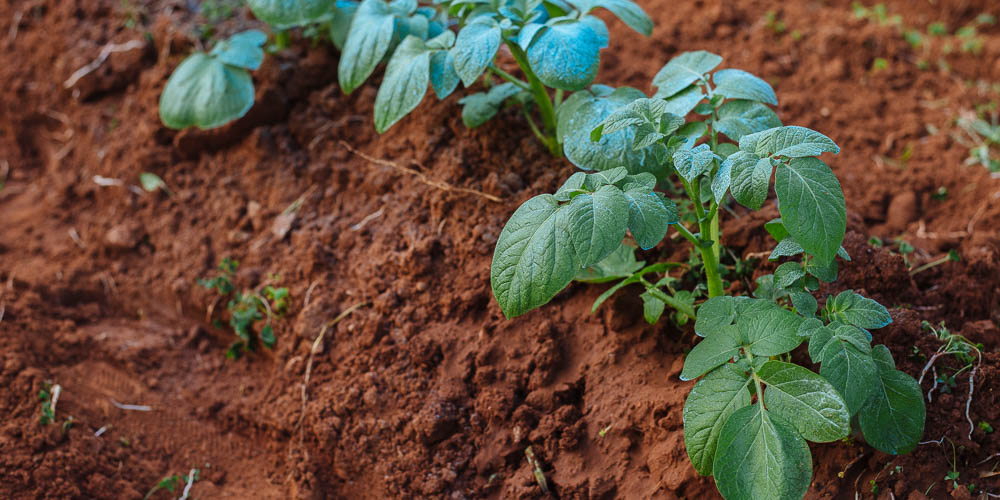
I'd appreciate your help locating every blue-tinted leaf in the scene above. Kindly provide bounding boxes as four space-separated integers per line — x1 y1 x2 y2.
653 50 722 98
339 0 395 93
715 100 782 141
429 51 460 99
247 0 333 29
330 0 360 49
713 68 778 105
659 84 704 114
210 30 267 70
526 19 603 91
673 143 718 182
623 187 677 249
458 82 522 128
740 126 840 158
451 19 501 86
159 54 255 130
725 151 772 210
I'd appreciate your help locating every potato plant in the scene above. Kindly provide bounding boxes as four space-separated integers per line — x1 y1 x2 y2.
490 51 926 499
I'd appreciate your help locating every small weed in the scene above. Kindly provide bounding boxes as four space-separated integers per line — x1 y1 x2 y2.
978 421 994 434
763 11 786 34
37 381 60 425
871 57 889 73
956 108 1000 173
931 186 948 200
910 249 960 276
199 258 289 358
928 22 948 36
144 468 199 500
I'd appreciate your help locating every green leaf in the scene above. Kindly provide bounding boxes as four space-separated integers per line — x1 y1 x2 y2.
458 82 521 128
247 0 333 29
525 18 604 91
591 98 675 145
558 86 665 174
758 360 850 442
139 172 168 193
373 36 431 133
159 54 255 130
554 171 587 201
672 144 718 182
330 0 360 50
773 262 805 289
584 167 628 189
819 327 877 415
695 296 737 337
740 125 840 158
640 291 665 324
715 100 782 141
713 404 812 500
683 365 752 475
726 151 772 210
712 69 778 105
574 0 653 36
764 218 790 241
828 290 893 329
209 30 267 70
260 324 276 348
681 325 741 381
805 256 838 282
339 0 396 94
623 187 677 249
575 242 644 282
491 195 578 318
774 157 846 264
738 300 805 356
769 238 804 260
429 51 460 99
858 345 925 454
711 156 731 204
652 50 722 99
450 18 501 86
660 84 704 115
566 185 629 264
788 289 818 317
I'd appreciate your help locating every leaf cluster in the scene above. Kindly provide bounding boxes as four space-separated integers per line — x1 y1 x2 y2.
198 259 288 358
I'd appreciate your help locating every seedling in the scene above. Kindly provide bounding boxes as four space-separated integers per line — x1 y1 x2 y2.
199 259 289 358
490 51 926 499
37 381 60 425
979 421 994 434
144 468 199 500
956 108 1000 173
139 172 171 196
909 249 959 276
159 30 267 130
368 0 653 155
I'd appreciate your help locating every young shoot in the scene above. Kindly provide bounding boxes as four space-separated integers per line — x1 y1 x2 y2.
199 259 289 358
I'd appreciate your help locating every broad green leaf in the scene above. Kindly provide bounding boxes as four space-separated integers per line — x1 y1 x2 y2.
858 345 925 454
713 404 812 500
558 86 665 174
715 100 782 141
788 289 818 317
339 0 396 93
713 69 778 105
575 242 643 282
672 143 718 182
764 218 790 241
623 187 677 250
247 0 333 29
769 238 804 260
554 171 587 201
591 98 675 144
526 18 603 91
641 291 665 324
159 54 255 130
683 365 752 475
675 120 708 144
773 262 805 289
584 167 628 189
566 185 628 264
490 195 578 318
738 300 804 356
573 0 652 36
758 360 850 442
740 125 840 158
711 155 731 203
209 30 267 70
579 13 610 48
695 296 737 337
330 0 360 49
726 151 772 210
660 84 704 115
260 324 276 347
681 325 741 381
429 51 460 99
819 329 876 415
458 82 522 128
374 36 431 133
828 290 892 329
451 19 501 86
652 50 722 99
805 256 838 282
618 172 657 191
774 157 846 264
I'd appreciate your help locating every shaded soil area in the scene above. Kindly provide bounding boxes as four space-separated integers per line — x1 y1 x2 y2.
2 0 1000 498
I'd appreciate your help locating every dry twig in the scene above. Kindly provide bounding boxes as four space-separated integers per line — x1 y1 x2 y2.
64 40 146 89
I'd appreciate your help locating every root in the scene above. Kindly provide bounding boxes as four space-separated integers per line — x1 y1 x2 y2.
927 366 939 403
296 301 367 435
966 365 976 440
340 141 503 203
64 40 146 89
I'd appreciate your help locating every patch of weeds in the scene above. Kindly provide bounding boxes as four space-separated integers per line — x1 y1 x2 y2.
956 107 1000 173
144 468 199 500
763 11 786 35
199 258 289 358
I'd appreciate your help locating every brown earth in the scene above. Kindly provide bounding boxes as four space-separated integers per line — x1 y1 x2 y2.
2 0 1000 498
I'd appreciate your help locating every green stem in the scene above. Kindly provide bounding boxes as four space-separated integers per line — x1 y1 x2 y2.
275 30 290 50
644 283 697 320
682 176 724 298
506 42 561 156
489 65 531 91
674 223 700 247
522 109 549 148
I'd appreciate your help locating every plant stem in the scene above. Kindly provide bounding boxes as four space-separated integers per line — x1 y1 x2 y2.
506 42 561 156
674 223 700 246
488 66 531 91
275 30 290 50
682 177 724 298
645 285 697 320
